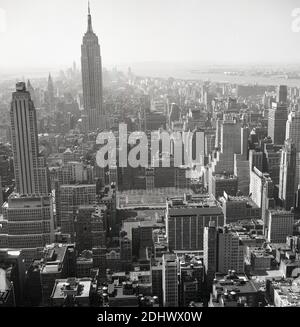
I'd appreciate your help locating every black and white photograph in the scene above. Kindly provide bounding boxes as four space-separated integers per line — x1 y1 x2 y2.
0 0 300 321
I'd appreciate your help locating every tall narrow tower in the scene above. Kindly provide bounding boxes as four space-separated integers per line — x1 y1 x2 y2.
81 2 104 131
47 73 55 112
268 102 288 145
10 82 50 195
279 139 296 210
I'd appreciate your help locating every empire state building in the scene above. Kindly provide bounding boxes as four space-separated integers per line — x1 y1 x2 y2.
81 3 104 131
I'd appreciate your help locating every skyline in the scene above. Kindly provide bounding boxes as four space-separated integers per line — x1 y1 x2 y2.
1 0 300 74
2 1 300 311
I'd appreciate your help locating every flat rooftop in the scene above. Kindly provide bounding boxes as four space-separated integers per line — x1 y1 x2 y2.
214 273 258 294
51 278 91 299
272 278 300 306
117 188 194 209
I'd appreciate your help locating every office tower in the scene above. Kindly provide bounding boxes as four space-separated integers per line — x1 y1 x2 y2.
209 173 238 198
151 263 163 305
59 184 96 238
47 74 55 112
75 205 106 253
277 85 288 104
286 111 300 151
211 118 241 174
166 195 224 251
217 228 244 274
249 149 263 172
162 253 178 307
286 110 300 192
53 161 94 185
267 209 294 243
203 222 218 285
26 79 36 104
0 176 3 211
0 195 55 268
263 143 282 185
279 140 296 210
249 167 273 208
120 236 132 271
39 243 76 305
179 256 204 306
234 153 250 195
219 192 261 224
234 127 250 195
0 154 13 187
10 82 50 195
0 249 26 306
240 126 249 158
261 178 275 228
204 128 216 156
81 3 104 131
268 102 288 145
132 225 154 260
215 119 222 149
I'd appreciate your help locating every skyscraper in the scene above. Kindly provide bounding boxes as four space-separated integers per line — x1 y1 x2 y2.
0 195 55 268
10 82 50 195
203 222 218 285
276 85 288 104
217 228 244 274
81 2 104 131
46 73 55 112
162 253 178 307
279 139 296 210
286 110 300 192
268 102 288 145
267 209 294 243
58 184 96 238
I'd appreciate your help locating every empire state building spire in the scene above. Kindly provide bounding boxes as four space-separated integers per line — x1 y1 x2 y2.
81 1 104 131
87 1 93 33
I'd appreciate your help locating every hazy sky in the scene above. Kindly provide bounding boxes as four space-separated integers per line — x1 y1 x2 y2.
0 0 300 72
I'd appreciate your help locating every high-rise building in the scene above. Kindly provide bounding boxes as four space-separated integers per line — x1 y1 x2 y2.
10 82 50 195
249 149 263 172
249 167 272 208
0 176 3 211
286 110 300 192
0 249 26 306
286 111 300 152
166 195 224 251
219 192 260 224
276 85 288 104
263 143 282 185
75 205 106 253
81 3 104 131
234 127 250 195
209 173 238 199
179 255 204 306
162 253 178 307
151 263 163 305
211 118 241 174
268 102 288 145
0 194 55 267
267 209 294 243
217 227 244 274
46 74 55 112
58 184 96 238
203 222 218 285
279 140 296 210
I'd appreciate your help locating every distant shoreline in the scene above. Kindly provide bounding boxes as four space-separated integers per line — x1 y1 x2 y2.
2 66 300 88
